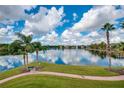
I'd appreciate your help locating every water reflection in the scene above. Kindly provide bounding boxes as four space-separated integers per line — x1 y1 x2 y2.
0 49 124 72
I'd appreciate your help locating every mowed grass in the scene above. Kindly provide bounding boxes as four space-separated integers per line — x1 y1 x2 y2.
29 62 118 76
0 74 124 88
0 62 118 80
0 66 24 80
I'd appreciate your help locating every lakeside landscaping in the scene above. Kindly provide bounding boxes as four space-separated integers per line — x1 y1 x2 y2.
1 62 124 88
0 62 119 80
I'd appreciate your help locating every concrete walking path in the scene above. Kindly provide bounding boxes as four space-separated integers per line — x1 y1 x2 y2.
1 71 124 84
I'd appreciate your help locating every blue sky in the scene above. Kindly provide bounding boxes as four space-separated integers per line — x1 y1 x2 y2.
0 5 124 45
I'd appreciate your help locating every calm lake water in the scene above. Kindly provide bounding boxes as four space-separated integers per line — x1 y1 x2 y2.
0 49 124 72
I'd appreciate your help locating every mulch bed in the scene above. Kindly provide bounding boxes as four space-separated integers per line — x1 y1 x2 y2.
21 66 43 73
105 68 124 75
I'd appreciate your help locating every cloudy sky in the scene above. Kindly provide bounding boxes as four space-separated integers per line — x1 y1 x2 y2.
0 5 124 45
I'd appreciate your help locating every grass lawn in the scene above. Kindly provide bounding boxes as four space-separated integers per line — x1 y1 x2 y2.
0 62 119 80
0 74 124 88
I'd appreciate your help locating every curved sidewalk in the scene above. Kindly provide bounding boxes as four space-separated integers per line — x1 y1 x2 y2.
1 71 124 84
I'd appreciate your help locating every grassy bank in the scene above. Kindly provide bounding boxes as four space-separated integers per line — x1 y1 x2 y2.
0 62 119 80
1 74 124 88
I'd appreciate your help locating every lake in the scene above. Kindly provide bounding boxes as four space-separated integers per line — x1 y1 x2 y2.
0 49 124 72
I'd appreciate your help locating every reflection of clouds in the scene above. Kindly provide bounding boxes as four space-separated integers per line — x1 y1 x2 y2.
81 50 124 66
1 49 124 72
28 53 37 63
0 59 8 66
111 58 124 66
0 55 23 72
45 50 59 63
90 56 100 63
78 50 100 64
61 49 82 65
59 49 124 66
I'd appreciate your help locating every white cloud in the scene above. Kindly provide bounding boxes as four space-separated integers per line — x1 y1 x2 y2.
110 29 124 43
79 28 124 45
44 31 58 41
87 31 99 37
61 29 82 45
35 31 59 45
111 36 121 43
71 5 124 32
0 26 18 43
60 28 124 45
22 6 65 35
0 5 33 20
73 13 78 21
0 28 9 36
0 5 65 35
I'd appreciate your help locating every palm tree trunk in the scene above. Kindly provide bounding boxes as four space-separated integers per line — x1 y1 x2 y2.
106 31 110 51
106 30 111 70
24 48 28 65
36 48 39 62
26 53 28 65
23 54 26 66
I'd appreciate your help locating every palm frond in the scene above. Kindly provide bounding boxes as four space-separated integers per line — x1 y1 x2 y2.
13 40 24 44
101 23 115 31
16 33 33 44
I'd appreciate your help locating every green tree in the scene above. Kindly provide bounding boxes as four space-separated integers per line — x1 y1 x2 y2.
9 40 23 55
15 33 35 65
99 42 106 50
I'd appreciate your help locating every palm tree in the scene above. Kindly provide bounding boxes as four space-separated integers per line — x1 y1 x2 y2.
16 33 34 65
101 23 115 70
120 21 124 51
9 40 22 55
33 42 41 62
119 21 124 57
9 40 26 65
